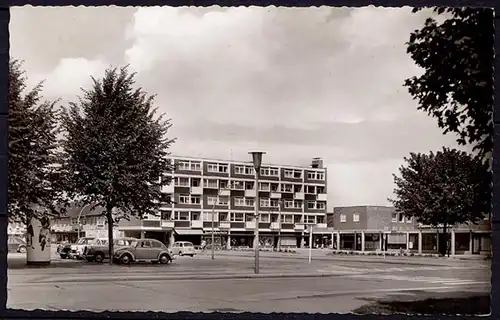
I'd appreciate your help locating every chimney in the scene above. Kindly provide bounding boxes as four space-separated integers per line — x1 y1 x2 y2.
311 157 323 169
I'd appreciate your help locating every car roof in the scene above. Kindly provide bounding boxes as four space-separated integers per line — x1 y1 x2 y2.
175 241 193 244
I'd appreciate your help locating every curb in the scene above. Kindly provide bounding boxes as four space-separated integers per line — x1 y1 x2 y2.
28 272 349 284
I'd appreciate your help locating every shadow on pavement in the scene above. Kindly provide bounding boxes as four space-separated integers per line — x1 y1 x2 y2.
353 292 490 315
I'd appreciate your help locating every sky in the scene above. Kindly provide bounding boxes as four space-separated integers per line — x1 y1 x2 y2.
9 6 466 208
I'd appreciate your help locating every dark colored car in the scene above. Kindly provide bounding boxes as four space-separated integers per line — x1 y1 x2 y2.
8 236 27 253
85 238 136 263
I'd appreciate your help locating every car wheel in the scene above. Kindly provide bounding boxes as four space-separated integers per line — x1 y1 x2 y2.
94 252 105 263
18 246 26 253
60 254 68 259
159 254 170 265
189 254 194 257
120 254 132 265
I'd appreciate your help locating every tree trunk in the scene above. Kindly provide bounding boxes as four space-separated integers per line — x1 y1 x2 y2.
442 223 447 257
106 206 114 265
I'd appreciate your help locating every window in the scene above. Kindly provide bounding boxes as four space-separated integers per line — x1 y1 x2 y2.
294 185 302 193
283 215 293 223
244 167 254 175
178 161 190 170
307 201 315 209
340 214 347 223
269 168 279 176
391 212 398 222
173 211 189 221
270 183 279 192
285 200 302 209
234 197 246 207
317 216 325 224
245 182 255 190
235 166 245 174
305 185 316 194
260 168 270 176
260 214 270 222
207 196 218 206
219 213 228 221
260 198 270 207
316 186 325 194
219 180 229 189
191 162 201 171
284 170 294 178
207 164 218 172
191 195 201 204
219 164 228 173
151 240 163 248
307 171 325 180
398 213 404 222
270 200 279 207
232 181 245 190
230 212 244 222
191 178 201 187
203 212 218 221
245 198 255 207
191 212 201 221
203 179 218 188
218 197 229 206
353 213 360 222
316 202 326 210
293 170 302 179
140 241 152 248
407 216 413 223
304 216 315 224
246 214 255 222
294 215 302 223
281 183 293 193
161 210 172 220
259 182 270 191
175 177 190 187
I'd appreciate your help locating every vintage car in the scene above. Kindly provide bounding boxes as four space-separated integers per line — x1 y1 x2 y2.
84 237 136 263
171 241 196 257
8 236 27 253
113 238 173 265
57 237 96 259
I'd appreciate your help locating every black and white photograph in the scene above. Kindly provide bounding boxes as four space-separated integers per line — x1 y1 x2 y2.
7 5 492 315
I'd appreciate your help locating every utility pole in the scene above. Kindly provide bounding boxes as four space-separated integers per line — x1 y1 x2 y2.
249 151 265 274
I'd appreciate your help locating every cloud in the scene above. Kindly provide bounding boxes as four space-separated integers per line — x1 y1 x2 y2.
10 6 464 207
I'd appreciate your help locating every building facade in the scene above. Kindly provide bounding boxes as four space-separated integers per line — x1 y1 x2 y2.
328 206 492 255
118 156 329 249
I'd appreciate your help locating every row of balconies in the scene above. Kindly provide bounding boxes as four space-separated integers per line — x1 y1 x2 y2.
159 220 327 230
162 185 328 201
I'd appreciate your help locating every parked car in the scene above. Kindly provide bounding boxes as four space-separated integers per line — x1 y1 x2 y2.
171 241 196 257
8 236 27 253
85 237 136 263
113 238 173 265
57 237 96 259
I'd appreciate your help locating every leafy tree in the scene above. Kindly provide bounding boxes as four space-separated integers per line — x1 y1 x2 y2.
404 8 493 161
8 59 65 225
389 147 490 256
60 66 175 263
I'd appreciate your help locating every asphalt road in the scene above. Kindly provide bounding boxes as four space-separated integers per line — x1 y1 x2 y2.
7 250 490 313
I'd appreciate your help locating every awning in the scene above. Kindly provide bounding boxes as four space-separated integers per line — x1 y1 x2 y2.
174 229 204 236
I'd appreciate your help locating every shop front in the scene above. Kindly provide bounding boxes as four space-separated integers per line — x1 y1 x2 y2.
203 230 229 249
363 233 381 251
174 229 204 246
230 232 254 248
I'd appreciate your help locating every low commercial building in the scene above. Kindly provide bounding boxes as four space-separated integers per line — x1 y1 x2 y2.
328 206 491 255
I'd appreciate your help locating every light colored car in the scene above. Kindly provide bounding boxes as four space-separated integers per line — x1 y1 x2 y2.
113 238 173 265
69 237 97 260
85 237 136 263
171 241 196 257
8 236 27 253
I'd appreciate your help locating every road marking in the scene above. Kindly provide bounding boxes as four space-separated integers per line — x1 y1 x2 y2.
347 274 488 286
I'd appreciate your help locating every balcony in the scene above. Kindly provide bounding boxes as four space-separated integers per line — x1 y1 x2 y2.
219 221 231 229
294 223 305 231
191 220 203 228
161 221 175 228
245 221 256 229
270 192 281 199
294 192 305 200
316 193 327 201
191 186 203 195
220 189 231 196
245 189 257 198
270 222 281 230
162 184 175 193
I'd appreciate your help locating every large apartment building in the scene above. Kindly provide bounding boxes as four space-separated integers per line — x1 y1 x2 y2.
118 156 329 249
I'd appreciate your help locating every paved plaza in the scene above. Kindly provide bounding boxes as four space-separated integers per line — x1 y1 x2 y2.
7 249 490 313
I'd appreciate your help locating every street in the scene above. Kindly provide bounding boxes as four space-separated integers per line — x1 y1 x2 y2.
7 249 490 313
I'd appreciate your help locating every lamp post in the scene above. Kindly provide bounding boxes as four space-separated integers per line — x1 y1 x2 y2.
249 151 265 274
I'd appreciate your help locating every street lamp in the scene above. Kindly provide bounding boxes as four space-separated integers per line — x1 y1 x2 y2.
249 151 265 274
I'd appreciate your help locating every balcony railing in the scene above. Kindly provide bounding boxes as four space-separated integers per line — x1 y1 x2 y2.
219 221 231 229
244 189 257 198
245 221 256 229
191 220 203 228
270 192 281 199
316 223 327 228
191 186 203 195
294 192 305 200
316 193 327 201
294 223 305 231
220 189 231 196
161 221 175 228
270 222 280 230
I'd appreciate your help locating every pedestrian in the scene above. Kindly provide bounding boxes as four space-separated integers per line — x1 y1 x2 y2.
201 239 207 252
